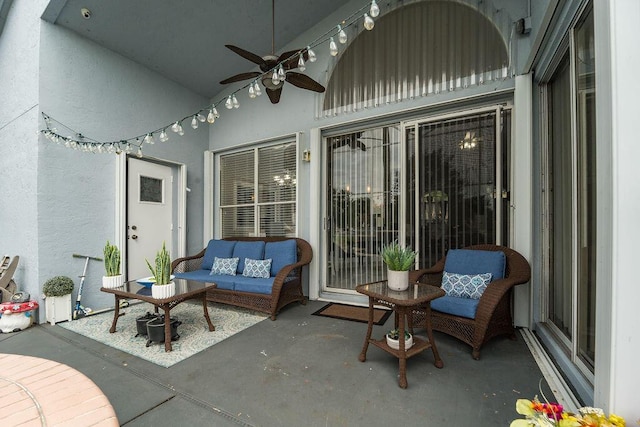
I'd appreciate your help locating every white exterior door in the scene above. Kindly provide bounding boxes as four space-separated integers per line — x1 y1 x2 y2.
127 158 173 280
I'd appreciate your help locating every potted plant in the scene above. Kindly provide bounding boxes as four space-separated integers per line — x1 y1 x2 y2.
43 275 74 325
386 328 413 350
380 240 417 291
102 241 123 289
145 242 175 299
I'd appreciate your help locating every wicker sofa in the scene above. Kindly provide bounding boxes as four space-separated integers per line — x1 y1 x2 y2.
409 245 531 359
171 237 312 320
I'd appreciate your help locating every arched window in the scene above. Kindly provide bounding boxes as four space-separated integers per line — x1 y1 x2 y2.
322 0 513 116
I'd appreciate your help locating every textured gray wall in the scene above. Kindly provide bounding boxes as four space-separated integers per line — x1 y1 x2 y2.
32 21 209 320
0 0 44 301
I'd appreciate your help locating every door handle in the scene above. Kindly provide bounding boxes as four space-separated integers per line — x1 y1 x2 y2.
131 235 138 240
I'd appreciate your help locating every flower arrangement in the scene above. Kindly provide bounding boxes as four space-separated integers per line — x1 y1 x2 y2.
511 398 626 427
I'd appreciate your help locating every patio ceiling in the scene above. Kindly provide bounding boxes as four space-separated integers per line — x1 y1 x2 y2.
41 0 348 98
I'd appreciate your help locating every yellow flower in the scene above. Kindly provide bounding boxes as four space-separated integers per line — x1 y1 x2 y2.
608 414 625 427
515 399 535 416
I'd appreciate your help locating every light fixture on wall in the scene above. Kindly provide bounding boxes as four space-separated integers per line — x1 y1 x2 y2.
459 132 481 149
302 149 311 162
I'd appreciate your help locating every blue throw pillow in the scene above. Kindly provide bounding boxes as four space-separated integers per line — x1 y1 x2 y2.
242 258 272 279
201 239 237 270
210 257 239 276
443 249 506 280
232 241 266 274
265 240 297 276
441 271 492 299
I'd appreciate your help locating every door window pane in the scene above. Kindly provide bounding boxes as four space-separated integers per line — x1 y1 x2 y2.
139 176 163 203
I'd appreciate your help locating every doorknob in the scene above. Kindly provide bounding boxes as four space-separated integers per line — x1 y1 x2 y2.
131 235 138 240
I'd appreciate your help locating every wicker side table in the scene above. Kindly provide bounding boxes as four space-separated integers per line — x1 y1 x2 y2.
356 280 445 389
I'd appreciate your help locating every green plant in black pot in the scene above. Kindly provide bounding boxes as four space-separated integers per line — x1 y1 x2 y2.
42 276 74 297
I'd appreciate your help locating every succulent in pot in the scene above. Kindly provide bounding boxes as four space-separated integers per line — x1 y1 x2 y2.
386 328 413 350
102 241 123 289
380 240 417 291
146 242 175 299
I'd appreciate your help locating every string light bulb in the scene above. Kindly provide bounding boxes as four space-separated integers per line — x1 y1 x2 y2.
213 107 220 118
253 81 262 96
370 0 380 18
307 46 317 62
171 121 181 133
191 116 199 129
232 94 239 109
363 13 375 30
278 64 286 82
207 109 216 123
136 146 143 158
298 55 306 71
271 69 280 86
338 25 347 44
197 113 206 122
159 130 169 142
329 37 338 56
143 133 155 144
225 95 233 109
248 85 256 98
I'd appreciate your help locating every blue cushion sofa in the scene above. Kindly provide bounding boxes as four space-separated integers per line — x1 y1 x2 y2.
171 237 312 320
408 245 531 359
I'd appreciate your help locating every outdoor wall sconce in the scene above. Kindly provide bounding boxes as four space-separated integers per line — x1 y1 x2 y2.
302 149 311 162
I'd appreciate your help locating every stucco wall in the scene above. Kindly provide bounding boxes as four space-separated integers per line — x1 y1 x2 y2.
36 22 209 319
0 0 45 300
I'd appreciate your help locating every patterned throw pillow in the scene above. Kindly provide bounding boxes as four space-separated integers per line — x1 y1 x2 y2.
210 257 239 276
242 258 272 279
441 271 492 299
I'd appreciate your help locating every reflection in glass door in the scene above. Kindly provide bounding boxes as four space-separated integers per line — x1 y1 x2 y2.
325 125 402 290
323 108 510 292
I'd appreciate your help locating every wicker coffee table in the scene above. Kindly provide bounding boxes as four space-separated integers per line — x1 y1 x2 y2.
101 278 216 352
356 280 445 388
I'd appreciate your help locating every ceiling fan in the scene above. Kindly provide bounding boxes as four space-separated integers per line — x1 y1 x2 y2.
219 0 326 104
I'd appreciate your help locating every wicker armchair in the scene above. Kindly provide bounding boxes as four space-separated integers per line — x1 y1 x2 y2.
409 245 531 359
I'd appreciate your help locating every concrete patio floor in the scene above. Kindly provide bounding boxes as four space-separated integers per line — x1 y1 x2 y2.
1 300 552 426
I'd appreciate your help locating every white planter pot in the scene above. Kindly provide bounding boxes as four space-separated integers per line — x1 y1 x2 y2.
45 294 72 325
387 269 409 291
386 333 414 350
151 282 175 299
102 274 124 289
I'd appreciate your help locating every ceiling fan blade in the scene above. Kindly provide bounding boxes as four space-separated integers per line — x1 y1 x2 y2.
285 72 326 93
266 87 282 104
278 49 305 70
220 72 261 85
225 45 267 67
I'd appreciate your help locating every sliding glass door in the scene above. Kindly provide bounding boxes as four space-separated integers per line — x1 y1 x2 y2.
323 108 511 292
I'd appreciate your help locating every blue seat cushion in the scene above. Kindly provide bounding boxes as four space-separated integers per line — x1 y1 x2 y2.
201 240 237 270
174 271 234 290
233 276 275 295
265 240 297 276
444 249 506 280
232 241 266 274
431 295 480 319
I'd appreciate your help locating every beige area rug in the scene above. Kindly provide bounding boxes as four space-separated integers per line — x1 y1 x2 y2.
58 302 268 367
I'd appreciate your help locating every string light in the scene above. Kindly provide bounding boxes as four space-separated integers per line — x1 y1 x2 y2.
370 0 380 18
39 0 381 154
363 13 375 30
338 25 347 44
329 37 338 56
